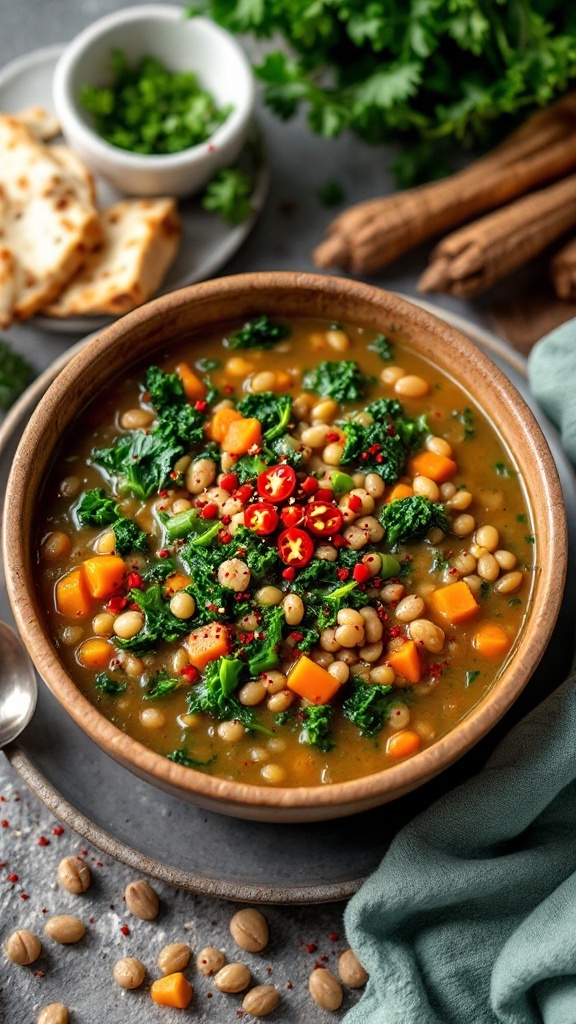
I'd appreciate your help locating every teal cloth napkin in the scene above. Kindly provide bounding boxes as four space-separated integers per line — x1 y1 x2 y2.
343 320 576 1024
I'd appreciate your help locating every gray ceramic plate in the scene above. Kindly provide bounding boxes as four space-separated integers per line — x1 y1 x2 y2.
2 303 575 904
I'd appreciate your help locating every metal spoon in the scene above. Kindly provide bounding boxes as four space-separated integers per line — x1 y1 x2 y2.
0 620 37 748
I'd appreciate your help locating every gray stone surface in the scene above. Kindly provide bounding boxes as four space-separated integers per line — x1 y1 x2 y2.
0 2 529 1022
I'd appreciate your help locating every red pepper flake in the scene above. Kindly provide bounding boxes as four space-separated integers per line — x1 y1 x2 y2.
429 663 443 678
1 820 9 828
314 961 325 970
337 567 350 582
282 567 296 581
52 826 64 836
89 916 95 924
219 530 232 544
169 470 179 480
286 982 293 989
329 932 339 941
35 971 45 978
126 571 144 589
352 563 371 584
8 873 18 883
180 665 199 683
37 836 50 847
220 473 239 492
158 549 170 558
326 432 340 443
224 385 234 395
348 495 362 512
321 954 330 962
96 861 103 868
0 795 5 801
206 992 213 998
201 502 219 519
220 514 232 525
290 631 303 643
265 966 272 975
107 596 127 613
81 849 88 856
159 489 168 498
448 567 458 575
388 625 403 639
369 444 381 455
42 908 48 914
120 925 130 936
305 943 317 953
301 476 319 496
194 399 208 412
20 893 29 901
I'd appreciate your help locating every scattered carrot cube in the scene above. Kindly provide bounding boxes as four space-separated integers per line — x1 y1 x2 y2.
385 482 414 504
287 655 341 705
175 361 206 403
222 417 263 456
55 567 94 619
473 622 511 659
150 972 193 1009
429 580 479 625
185 622 230 671
408 450 457 483
207 407 243 443
164 573 192 595
385 640 422 684
387 730 422 759
78 638 112 670
82 555 126 599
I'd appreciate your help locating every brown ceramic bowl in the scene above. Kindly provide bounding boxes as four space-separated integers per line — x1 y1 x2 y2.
3 272 567 822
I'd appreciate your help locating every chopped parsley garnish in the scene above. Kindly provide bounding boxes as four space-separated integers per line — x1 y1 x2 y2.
465 670 480 687
430 549 449 573
480 581 491 599
452 407 475 438
379 495 449 548
525 534 535 544
495 461 515 478
343 682 394 737
509 597 523 607
303 360 373 403
95 673 126 695
167 748 217 769
0 339 35 410
368 334 394 362
144 671 182 700
202 168 254 225
227 316 290 350
516 513 527 523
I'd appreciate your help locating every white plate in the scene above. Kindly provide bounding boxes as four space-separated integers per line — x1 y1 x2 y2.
0 45 269 333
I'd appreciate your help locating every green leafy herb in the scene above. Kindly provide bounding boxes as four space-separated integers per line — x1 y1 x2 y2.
187 656 272 734
525 534 535 544
196 357 222 372
202 167 254 224
480 581 491 599
495 461 515 478
343 682 394 737
79 49 230 154
142 557 180 584
316 181 346 207
246 606 285 676
114 584 190 654
509 597 523 607
303 360 372 403
167 748 217 768
368 334 394 362
465 670 480 688
340 399 426 479
144 671 181 700
192 1 576 185
300 705 335 753
379 495 449 547
227 316 290 350
234 452 269 485
0 339 34 410
237 391 292 441
95 673 126 695
111 518 148 555
76 487 147 554
452 407 475 438
430 549 449 573
516 513 527 523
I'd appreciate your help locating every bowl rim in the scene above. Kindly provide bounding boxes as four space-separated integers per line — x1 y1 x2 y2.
52 4 256 171
3 272 567 815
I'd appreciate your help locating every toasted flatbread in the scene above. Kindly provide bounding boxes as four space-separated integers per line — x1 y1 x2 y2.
0 114 101 327
44 198 181 317
13 105 61 142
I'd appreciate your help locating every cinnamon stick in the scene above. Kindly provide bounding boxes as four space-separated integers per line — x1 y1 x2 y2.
313 92 576 274
550 237 576 300
417 174 576 298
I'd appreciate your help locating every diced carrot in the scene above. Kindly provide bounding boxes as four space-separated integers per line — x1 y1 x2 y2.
185 622 230 670
150 972 193 1009
207 407 242 443
78 638 112 670
429 580 479 625
222 417 263 456
385 640 422 684
385 482 414 504
473 622 511 659
164 573 192 595
175 361 206 403
408 450 458 483
387 730 422 759
82 555 126 599
55 567 94 619
287 655 341 705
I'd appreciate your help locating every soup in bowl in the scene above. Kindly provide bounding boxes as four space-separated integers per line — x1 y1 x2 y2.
3 273 566 821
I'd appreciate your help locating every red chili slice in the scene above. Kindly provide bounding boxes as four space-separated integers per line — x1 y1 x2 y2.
281 505 305 528
305 501 344 537
277 527 314 568
244 502 279 536
315 488 335 503
257 465 297 503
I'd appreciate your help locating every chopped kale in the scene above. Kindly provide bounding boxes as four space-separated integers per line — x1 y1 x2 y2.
113 584 190 654
0 340 34 410
76 487 147 554
234 452 270 484
340 399 427 479
303 360 372 403
158 506 219 544
144 670 182 699
300 704 335 753
266 433 308 469
290 625 320 652
167 748 217 768
245 606 285 676
232 526 281 580
379 495 449 547
142 557 180 584
430 549 450 573
343 682 394 737
237 391 292 441
316 580 361 630
294 557 340 592
228 316 290 350
95 673 126 695
187 657 272 734
368 334 394 362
